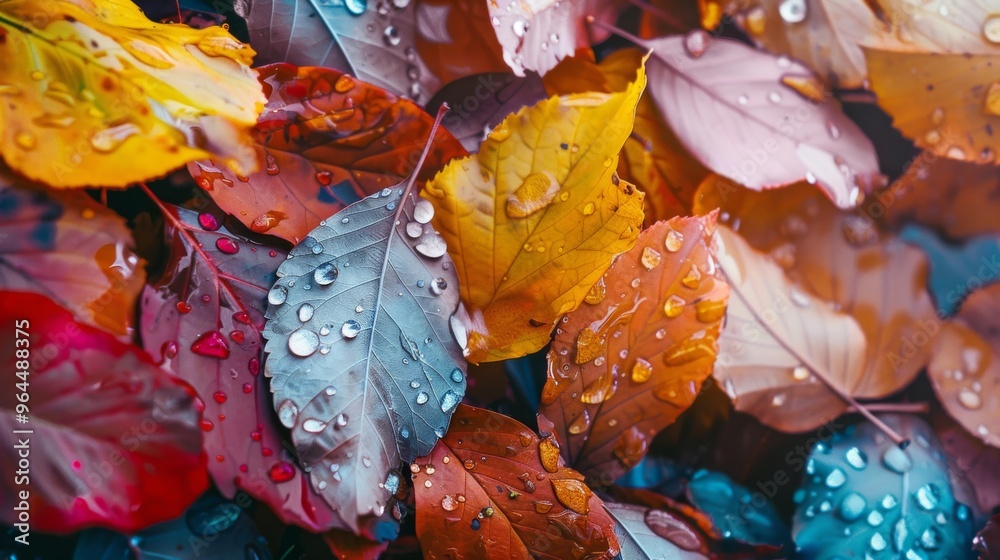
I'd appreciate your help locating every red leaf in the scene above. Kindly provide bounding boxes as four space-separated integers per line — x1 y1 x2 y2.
189 63 466 244
140 202 344 531
413 404 620 560
0 291 207 533
324 529 389 560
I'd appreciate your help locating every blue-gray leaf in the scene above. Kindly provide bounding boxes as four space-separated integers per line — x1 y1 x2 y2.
792 414 976 559
262 187 466 531
605 503 709 560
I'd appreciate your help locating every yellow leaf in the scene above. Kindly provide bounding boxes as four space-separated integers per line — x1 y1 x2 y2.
423 63 647 363
0 0 265 188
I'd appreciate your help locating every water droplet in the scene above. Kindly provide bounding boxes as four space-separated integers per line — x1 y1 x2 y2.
840 492 866 521
335 413 348 428
768 91 782 103
268 461 295 483
663 295 686 318
277 399 298 428
683 29 710 57
506 172 559 218
341 320 361 339
430 277 448 295
383 25 401 46
772 393 786 406
288 328 320 356
413 199 434 223
441 390 460 412
512 19 527 37
641 247 661 269
268 285 288 306
567 409 591 434
985 15 1000 44
416 391 430 405
881 494 898 509
297 303 314 322
191 331 231 359
779 0 807 23
582 202 595 216
920 526 941 550
893 518 908 551
552 478 592 515
845 447 867 470
867 510 884 526
303 419 326 433
744 6 767 36
664 229 684 252
313 262 339 286
682 264 701 289
882 447 912 473
737 94 749 105
914 483 940 510
870 531 887 552
450 368 464 383
631 357 653 383
825 467 847 488
958 387 982 409
198 213 220 231
441 494 459 511
14 132 36 150
415 234 448 258
405 222 423 238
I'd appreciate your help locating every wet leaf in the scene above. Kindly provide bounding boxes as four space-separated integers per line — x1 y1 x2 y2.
262 185 467 532
877 0 1000 54
0 165 144 337
234 0 441 100
413 0 510 85
711 225 868 432
427 72 548 153
605 503 710 560
698 182 938 430
685 470 791 549
643 33 882 207
0 291 207 533
0 0 264 187
730 0 884 88
543 49 704 226
882 153 1000 239
934 415 1000 514
928 284 1000 448
189 64 465 244
422 61 647 363
488 0 628 76
140 203 344 531
792 414 975 559
864 42 1000 164
538 214 729 484
413 404 620 560
975 514 1000 559
71 492 272 560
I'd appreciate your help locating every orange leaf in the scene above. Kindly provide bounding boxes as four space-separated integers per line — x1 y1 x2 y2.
538 214 728 483
189 64 466 243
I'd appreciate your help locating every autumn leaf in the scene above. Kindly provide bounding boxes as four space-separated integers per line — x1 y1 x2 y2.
140 201 344 532
427 72 548 152
929 284 1000 448
423 61 647 363
711 225 869 432
413 404 620 560
235 0 447 101
792 414 975 557
934 414 1000 514
0 164 144 337
880 153 1000 239
413 0 510 85
730 0 884 88
864 2 1000 164
544 49 704 225
262 173 467 531
488 0 628 76
639 31 882 207
0 0 264 188
538 214 729 484
189 64 465 243
324 529 389 560
0 291 207 533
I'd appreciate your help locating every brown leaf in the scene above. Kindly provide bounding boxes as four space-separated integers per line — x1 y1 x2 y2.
881 152 1000 239
539 214 728 484
929 284 1000 448
711 224 868 432
642 32 883 206
731 0 884 88
416 0 511 85
189 64 465 243
934 414 1000 514
413 404 620 560
697 180 938 398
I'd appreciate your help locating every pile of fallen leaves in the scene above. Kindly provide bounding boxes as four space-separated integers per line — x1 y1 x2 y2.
1 0 999 558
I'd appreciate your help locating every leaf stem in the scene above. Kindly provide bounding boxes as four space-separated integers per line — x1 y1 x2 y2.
626 0 688 32
585 16 648 48
846 402 929 414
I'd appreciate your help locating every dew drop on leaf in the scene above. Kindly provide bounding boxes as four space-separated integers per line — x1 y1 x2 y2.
288 328 320 356
268 461 296 483
191 330 231 359
341 320 361 339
